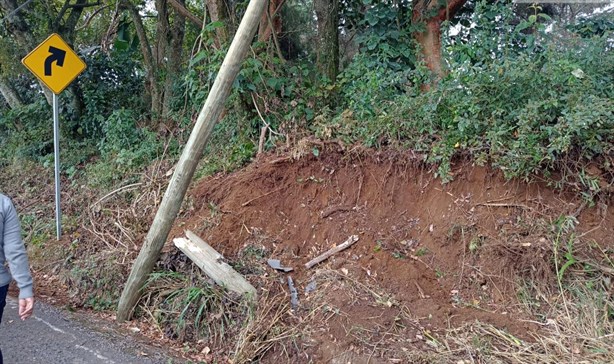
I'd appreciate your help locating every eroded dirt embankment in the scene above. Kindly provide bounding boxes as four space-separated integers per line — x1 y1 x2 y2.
163 149 612 362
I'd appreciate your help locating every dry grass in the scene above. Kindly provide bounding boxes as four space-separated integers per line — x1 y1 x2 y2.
423 277 613 364
139 270 252 347
232 288 300 364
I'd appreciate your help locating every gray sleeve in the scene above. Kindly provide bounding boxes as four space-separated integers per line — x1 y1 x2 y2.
3 198 33 299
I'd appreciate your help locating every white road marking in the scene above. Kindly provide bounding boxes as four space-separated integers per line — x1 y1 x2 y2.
75 345 117 363
33 316 72 336
8 297 118 363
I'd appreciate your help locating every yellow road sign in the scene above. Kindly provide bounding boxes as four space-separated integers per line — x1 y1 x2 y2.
21 33 86 95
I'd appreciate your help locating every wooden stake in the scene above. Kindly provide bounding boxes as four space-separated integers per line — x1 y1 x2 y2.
116 0 268 322
305 235 359 269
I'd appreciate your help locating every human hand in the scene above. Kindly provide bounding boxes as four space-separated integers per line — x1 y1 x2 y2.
19 297 34 320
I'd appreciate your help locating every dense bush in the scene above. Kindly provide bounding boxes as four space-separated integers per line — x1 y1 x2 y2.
324 15 613 186
0 100 52 162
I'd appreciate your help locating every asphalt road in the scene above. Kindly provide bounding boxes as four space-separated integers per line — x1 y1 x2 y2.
0 297 180 364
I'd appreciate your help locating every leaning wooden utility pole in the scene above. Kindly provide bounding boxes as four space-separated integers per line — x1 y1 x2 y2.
116 0 268 322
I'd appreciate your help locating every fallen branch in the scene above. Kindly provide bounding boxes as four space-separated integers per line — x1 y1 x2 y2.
475 202 530 209
92 182 143 208
305 235 359 269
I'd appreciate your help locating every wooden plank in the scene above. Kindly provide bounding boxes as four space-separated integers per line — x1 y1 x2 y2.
305 235 359 269
173 230 257 297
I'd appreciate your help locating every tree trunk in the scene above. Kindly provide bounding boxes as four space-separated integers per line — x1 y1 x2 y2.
153 0 171 118
206 0 230 46
124 0 185 120
57 0 87 43
0 76 23 109
415 20 443 78
168 0 203 28
162 0 186 118
116 0 268 323
124 0 161 117
69 83 85 124
412 0 467 79
314 0 339 82
258 0 282 42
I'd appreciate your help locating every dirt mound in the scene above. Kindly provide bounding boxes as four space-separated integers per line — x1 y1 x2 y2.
163 148 612 362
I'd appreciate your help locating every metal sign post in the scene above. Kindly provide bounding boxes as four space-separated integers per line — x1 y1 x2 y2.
21 33 86 240
52 94 61 239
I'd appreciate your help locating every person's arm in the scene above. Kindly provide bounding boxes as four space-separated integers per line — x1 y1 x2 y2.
2 197 34 319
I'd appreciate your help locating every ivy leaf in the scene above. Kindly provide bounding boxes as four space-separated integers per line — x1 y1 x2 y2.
515 21 531 32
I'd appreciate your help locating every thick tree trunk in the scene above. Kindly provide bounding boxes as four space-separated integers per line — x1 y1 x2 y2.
0 76 23 109
57 0 87 43
412 0 467 79
314 0 339 82
116 0 268 323
415 20 444 78
69 83 85 124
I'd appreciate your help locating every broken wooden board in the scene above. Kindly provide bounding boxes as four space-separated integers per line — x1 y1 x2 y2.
173 230 257 298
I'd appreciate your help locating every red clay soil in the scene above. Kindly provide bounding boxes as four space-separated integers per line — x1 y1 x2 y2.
166 148 613 362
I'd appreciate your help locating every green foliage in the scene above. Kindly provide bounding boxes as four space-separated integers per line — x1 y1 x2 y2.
0 100 52 161
323 16 614 185
567 12 614 38
85 109 165 188
337 0 418 118
182 22 229 111
236 48 325 127
186 42 329 173
338 53 414 119
74 49 145 139
353 0 415 67
196 108 258 178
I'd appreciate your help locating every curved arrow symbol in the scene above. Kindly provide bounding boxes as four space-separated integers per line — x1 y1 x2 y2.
44 46 66 76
